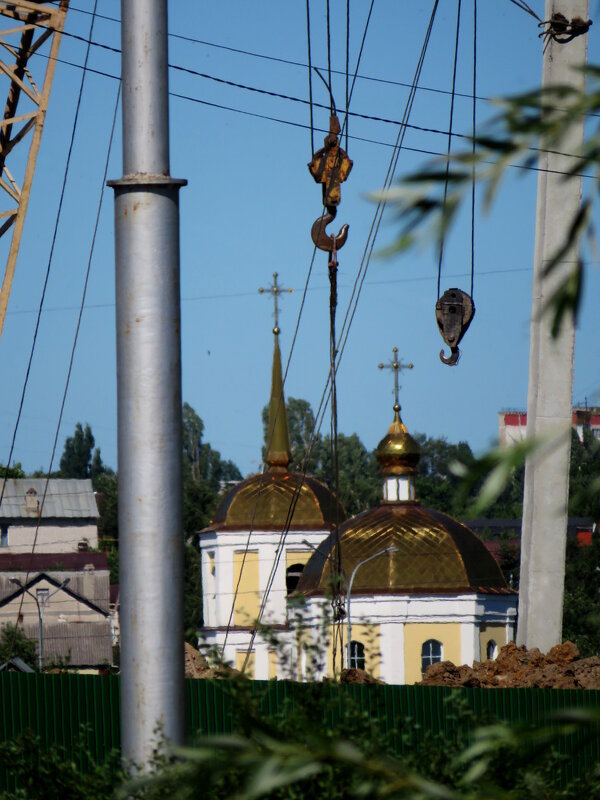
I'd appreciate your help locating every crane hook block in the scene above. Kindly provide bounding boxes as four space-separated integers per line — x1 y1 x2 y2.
308 114 353 210
435 288 475 366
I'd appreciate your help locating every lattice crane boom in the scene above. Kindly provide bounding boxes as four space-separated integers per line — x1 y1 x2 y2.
0 0 69 337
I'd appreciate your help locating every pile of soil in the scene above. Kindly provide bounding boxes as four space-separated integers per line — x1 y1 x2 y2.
340 667 384 685
419 641 600 689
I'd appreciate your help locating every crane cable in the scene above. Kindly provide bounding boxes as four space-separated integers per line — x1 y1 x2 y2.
239 2 375 674
241 0 439 676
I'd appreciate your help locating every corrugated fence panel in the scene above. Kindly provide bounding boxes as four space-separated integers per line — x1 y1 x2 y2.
2 675 600 790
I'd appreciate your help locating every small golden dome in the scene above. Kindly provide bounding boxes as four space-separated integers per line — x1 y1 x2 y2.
207 471 346 531
375 406 420 476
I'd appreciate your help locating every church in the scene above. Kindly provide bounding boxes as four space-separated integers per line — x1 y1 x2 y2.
198 279 517 682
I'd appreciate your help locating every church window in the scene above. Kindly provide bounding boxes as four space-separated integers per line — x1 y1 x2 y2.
349 640 365 670
421 639 442 675
486 640 498 660
286 563 305 594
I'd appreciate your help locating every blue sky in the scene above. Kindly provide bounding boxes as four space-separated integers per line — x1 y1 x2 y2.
0 0 599 477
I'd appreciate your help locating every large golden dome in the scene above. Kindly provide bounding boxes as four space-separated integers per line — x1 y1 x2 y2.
297 500 509 596
209 471 346 531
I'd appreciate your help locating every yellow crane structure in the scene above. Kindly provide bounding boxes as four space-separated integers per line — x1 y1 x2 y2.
0 0 69 337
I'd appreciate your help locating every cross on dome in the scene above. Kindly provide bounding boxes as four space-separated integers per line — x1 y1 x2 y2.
378 347 413 411
258 271 293 335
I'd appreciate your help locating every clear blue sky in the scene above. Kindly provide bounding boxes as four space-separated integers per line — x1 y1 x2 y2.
0 0 599 477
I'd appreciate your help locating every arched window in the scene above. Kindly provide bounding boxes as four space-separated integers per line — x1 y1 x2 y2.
349 640 365 670
421 639 443 676
286 563 305 595
486 640 498 661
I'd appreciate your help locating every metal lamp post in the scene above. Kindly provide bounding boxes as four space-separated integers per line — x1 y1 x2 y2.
10 577 70 671
346 547 397 670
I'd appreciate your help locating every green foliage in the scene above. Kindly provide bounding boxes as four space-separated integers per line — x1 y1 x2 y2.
0 463 24 479
132 687 600 800
0 623 36 669
59 422 102 480
563 533 600 657
0 728 125 800
182 401 242 535
569 428 600 519
183 543 203 644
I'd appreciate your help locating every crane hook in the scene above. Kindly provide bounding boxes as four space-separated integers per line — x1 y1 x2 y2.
311 206 349 254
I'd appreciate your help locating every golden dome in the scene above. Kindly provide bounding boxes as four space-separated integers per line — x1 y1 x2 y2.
297 503 510 596
208 471 346 531
375 408 420 476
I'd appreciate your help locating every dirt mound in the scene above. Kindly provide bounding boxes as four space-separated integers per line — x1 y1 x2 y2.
340 668 384 685
419 641 600 689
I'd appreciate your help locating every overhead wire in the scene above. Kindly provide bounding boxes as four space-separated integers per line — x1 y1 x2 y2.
8 81 120 653
238 2 379 673
241 0 442 674
306 0 315 154
29 34 595 170
4 0 104 659
436 0 463 300
470 0 477 298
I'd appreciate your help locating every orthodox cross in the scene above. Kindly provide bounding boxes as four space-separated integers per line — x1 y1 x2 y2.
378 347 413 411
258 272 293 334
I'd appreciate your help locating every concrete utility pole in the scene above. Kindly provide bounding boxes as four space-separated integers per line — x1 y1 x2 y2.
109 0 186 766
517 0 589 651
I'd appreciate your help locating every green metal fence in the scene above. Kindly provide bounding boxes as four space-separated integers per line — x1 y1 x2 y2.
1 674 600 788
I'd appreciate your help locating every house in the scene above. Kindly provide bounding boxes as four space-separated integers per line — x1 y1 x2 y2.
296 405 517 684
0 479 99 553
0 552 113 672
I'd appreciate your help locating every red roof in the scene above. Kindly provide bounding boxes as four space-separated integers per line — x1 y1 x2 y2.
0 552 108 572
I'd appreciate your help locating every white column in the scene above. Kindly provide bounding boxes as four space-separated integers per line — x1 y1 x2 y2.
518 0 589 651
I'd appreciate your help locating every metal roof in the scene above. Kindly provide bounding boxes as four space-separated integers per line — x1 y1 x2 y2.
23 621 113 667
0 479 99 519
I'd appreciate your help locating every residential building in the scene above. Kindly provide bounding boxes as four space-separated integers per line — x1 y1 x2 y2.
0 551 113 672
0 479 99 553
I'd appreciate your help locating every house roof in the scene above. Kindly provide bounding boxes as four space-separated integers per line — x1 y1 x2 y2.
0 572 109 617
22 621 113 667
0 552 108 572
0 656 34 673
0 479 99 520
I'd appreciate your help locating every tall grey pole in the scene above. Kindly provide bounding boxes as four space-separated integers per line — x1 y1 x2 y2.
517 1 588 651
109 0 186 766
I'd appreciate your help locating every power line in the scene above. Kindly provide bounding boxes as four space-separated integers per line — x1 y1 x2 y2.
6 0 102 657
62 2 495 103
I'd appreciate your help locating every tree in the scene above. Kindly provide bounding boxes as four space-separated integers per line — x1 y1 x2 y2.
0 463 25 479
312 433 380 516
183 543 203 643
59 422 103 480
569 428 600 520
0 623 37 669
182 401 242 536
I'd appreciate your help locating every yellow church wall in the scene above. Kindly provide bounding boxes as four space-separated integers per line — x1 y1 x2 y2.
324 623 381 678
404 623 462 685
268 650 278 679
233 550 260 626
479 623 508 662
286 550 312 568
236 649 255 677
